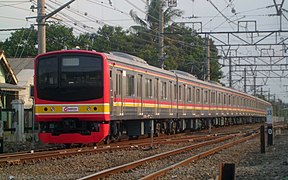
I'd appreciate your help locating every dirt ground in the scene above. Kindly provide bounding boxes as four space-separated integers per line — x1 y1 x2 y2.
236 127 288 179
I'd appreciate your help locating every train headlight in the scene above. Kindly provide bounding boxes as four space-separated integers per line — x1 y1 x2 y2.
87 106 91 111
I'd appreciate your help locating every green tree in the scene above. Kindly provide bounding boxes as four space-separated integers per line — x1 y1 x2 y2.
1 24 77 57
2 27 37 58
128 0 222 81
46 24 76 51
129 0 183 66
76 25 134 53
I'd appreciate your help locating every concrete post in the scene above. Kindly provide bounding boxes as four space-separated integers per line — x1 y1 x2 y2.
0 107 4 153
11 100 25 142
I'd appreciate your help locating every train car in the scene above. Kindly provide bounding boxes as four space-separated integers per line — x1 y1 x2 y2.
34 50 110 144
34 50 272 145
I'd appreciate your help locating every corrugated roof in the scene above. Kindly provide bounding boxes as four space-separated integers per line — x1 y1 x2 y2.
7 57 34 75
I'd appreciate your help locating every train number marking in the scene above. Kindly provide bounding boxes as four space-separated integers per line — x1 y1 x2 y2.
62 106 79 112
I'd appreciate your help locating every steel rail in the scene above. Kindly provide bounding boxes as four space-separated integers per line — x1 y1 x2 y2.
0 134 217 166
77 135 234 180
140 133 258 180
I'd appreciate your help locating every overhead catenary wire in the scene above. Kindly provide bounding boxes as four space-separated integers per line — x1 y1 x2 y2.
47 0 208 51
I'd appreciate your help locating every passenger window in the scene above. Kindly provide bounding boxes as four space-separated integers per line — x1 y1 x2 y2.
127 74 135 96
145 78 153 98
188 87 192 102
161 81 167 99
196 89 200 103
178 85 182 101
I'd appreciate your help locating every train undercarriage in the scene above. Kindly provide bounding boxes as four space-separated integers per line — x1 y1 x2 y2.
38 116 265 146
105 116 265 144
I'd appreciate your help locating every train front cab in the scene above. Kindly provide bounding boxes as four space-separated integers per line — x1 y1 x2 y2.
34 50 110 144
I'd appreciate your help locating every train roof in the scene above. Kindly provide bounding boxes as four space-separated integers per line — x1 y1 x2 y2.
37 50 270 106
104 51 270 106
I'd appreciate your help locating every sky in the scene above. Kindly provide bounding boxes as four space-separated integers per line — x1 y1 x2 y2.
0 0 287 103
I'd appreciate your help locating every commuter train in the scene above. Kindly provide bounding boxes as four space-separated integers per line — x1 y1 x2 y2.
34 50 271 145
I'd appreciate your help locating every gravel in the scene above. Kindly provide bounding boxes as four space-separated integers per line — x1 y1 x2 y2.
1 126 287 180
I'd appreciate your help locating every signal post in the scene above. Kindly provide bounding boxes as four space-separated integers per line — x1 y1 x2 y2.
266 107 273 146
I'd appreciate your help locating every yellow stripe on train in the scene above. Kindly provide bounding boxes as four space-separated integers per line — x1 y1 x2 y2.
35 104 110 114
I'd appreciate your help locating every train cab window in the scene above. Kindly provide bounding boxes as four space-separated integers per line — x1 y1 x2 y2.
145 78 153 98
127 74 135 96
161 81 167 99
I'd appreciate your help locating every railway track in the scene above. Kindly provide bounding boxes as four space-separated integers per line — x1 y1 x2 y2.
0 133 219 166
0 124 262 167
78 132 257 180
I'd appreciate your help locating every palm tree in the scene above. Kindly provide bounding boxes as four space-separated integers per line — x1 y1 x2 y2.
129 0 183 67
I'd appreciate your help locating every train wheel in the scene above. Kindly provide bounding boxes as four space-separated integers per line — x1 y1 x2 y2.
155 123 161 137
103 135 111 144
113 132 121 142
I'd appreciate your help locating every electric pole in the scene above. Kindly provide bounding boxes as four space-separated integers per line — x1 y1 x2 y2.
37 0 46 55
244 68 247 93
159 0 164 69
207 36 211 81
229 52 232 87
36 0 76 54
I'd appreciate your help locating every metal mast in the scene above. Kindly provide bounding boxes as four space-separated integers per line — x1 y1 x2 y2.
36 0 76 54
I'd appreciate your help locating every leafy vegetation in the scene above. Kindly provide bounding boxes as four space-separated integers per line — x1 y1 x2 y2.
0 0 222 82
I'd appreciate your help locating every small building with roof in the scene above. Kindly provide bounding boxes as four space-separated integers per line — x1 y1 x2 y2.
0 51 24 109
7 57 34 109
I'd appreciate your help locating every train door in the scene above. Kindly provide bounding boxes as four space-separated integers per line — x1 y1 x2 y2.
137 74 143 115
110 69 114 115
155 78 160 115
178 84 182 117
183 84 186 115
169 81 173 115
115 70 123 115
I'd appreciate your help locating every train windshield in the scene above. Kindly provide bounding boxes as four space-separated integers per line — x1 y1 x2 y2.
37 54 103 101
